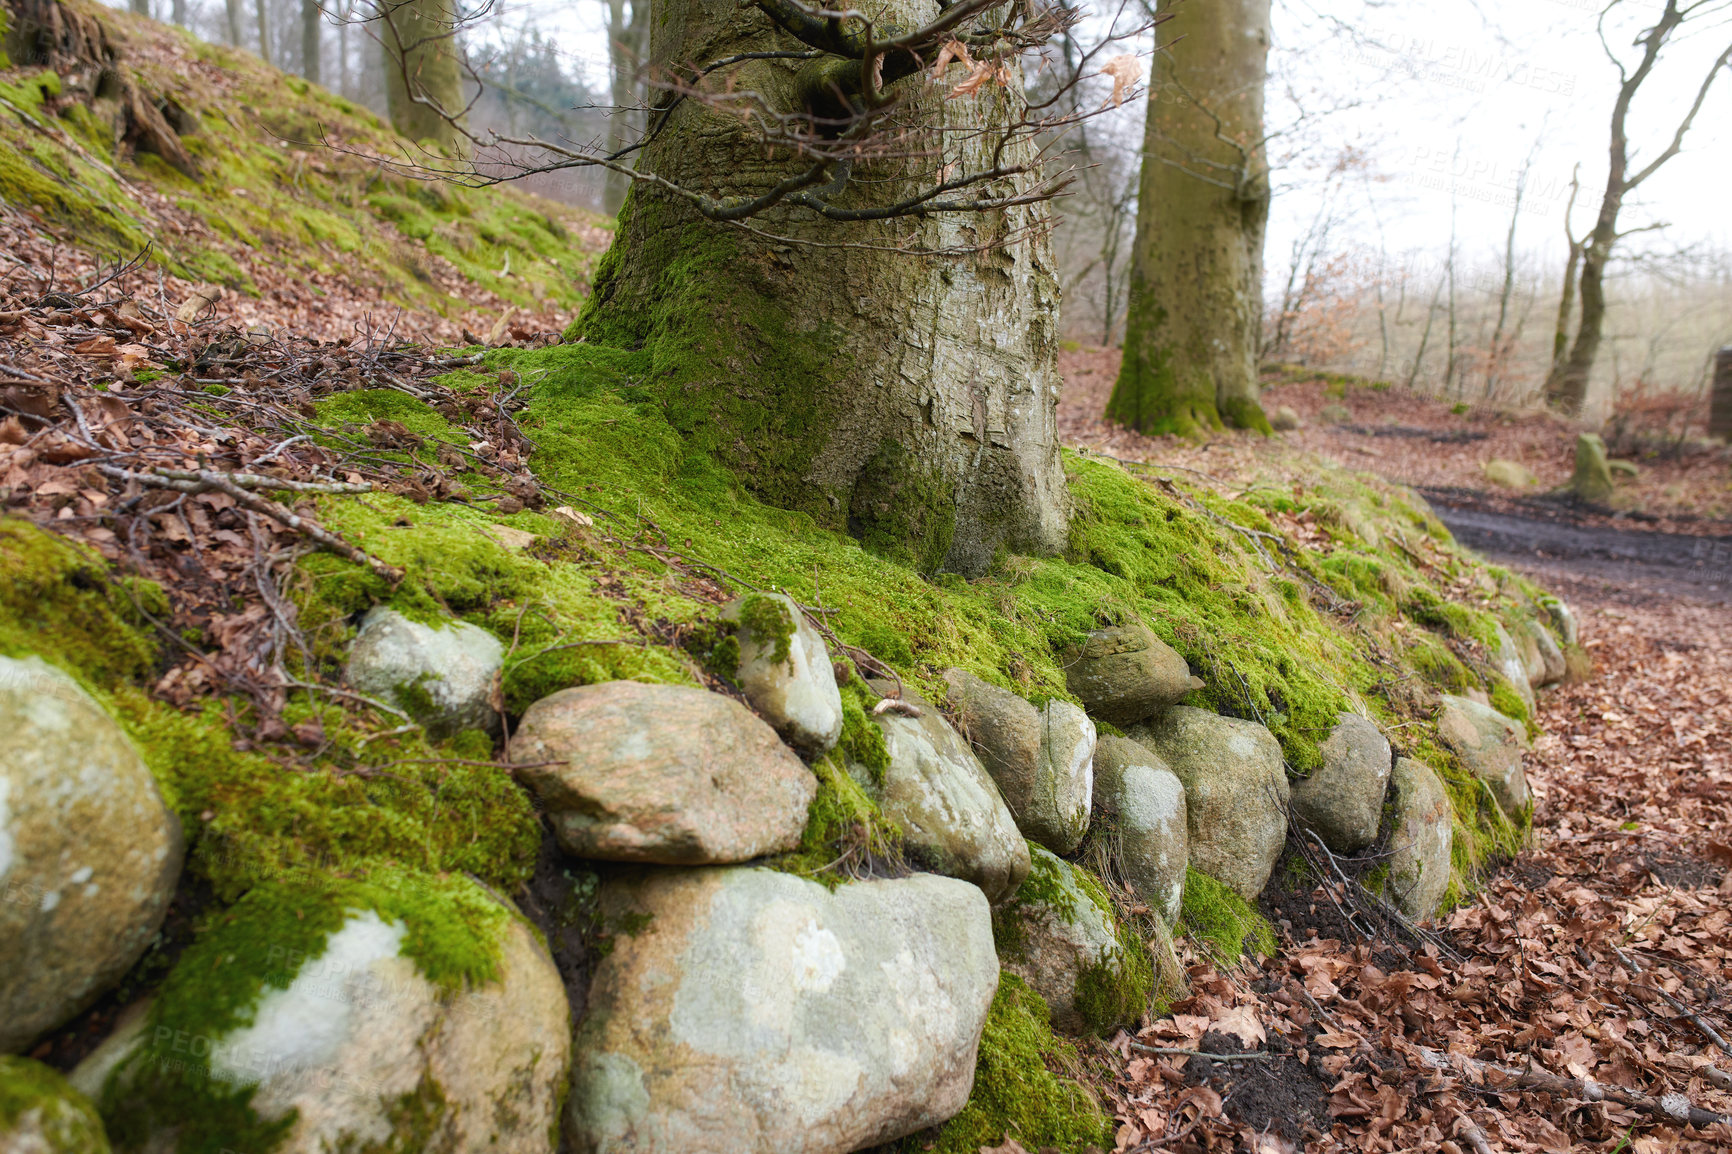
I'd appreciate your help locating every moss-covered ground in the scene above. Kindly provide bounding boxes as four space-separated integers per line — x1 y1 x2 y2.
0 9 1580 1148
0 0 604 316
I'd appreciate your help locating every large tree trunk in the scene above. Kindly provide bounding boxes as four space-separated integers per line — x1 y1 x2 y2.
224 0 242 46
576 0 1068 576
601 0 643 216
379 0 464 154
301 0 320 83
1107 0 1271 436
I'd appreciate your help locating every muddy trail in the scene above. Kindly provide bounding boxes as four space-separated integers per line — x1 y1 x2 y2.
1423 487 1732 607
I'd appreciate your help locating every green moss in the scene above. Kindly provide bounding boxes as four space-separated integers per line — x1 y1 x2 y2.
1406 631 1473 691
1403 587 1500 647
1177 867 1276 963
0 1056 111 1153
1488 677 1530 727
99 868 511 1153
736 593 795 667
836 680 892 785
770 754 902 885
899 973 1111 1154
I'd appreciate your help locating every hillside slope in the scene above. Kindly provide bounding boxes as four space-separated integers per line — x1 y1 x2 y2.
11 6 1722 1154
0 0 607 341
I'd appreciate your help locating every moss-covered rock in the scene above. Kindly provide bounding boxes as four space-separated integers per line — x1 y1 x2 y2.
0 654 184 1054
993 845 1153 1035
85 871 568 1154
720 592 844 753
1177 866 1275 964
0 1055 111 1153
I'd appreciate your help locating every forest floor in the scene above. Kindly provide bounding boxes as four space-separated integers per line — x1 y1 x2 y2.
1058 346 1732 1153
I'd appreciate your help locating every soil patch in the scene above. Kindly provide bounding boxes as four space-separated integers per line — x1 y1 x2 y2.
1181 1029 1331 1146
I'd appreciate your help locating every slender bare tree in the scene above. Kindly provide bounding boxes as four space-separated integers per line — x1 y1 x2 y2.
1545 0 1732 417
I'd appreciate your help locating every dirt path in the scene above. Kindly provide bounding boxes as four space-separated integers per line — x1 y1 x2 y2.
1426 494 1732 608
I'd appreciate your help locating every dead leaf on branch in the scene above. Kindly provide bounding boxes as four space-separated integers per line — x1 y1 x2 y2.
1099 54 1142 109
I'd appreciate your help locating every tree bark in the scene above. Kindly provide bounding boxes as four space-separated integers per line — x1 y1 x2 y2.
601 0 644 216
379 0 465 154
129 0 149 15
254 0 271 65
224 0 243 46
577 0 1069 576
1108 0 1272 436
301 0 320 83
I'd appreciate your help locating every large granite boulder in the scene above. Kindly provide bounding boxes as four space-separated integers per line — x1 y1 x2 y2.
721 593 843 753
1129 706 1288 901
942 670 1094 854
512 681 817 863
864 682 1029 905
1 656 184 1055
0 1056 110 1153
83 881 569 1153
1386 757 1453 920
1437 694 1530 818
345 606 504 735
1090 736 1187 923
992 846 1146 1035
1060 624 1201 727
1289 714 1392 854
566 868 997 1154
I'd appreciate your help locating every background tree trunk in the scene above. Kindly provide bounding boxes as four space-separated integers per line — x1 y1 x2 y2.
253 0 270 64
301 0 321 83
224 0 242 46
577 0 1069 576
1107 0 1272 436
601 0 643 216
129 0 148 15
380 0 465 153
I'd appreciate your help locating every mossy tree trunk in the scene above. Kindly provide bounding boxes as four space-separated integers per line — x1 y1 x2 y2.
379 0 465 154
1107 0 1271 437
577 0 1069 576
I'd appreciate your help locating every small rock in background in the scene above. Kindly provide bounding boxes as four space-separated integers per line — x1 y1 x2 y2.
345 606 504 735
1519 618 1566 687
1571 432 1615 503
1318 402 1352 424
943 670 1094 854
1130 706 1288 901
567 867 996 1154
0 1055 111 1153
1539 596 1579 646
993 846 1145 1035
1061 623 1201 728
720 592 843 753
1090 735 1186 923
1437 693 1530 818
865 682 1029 905
1385 757 1453 921
84 883 569 1153
1492 622 1537 714
1270 405 1302 431
1289 714 1391 854
1 656 184 1055
1482 459 1536 489
512 681 817 864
